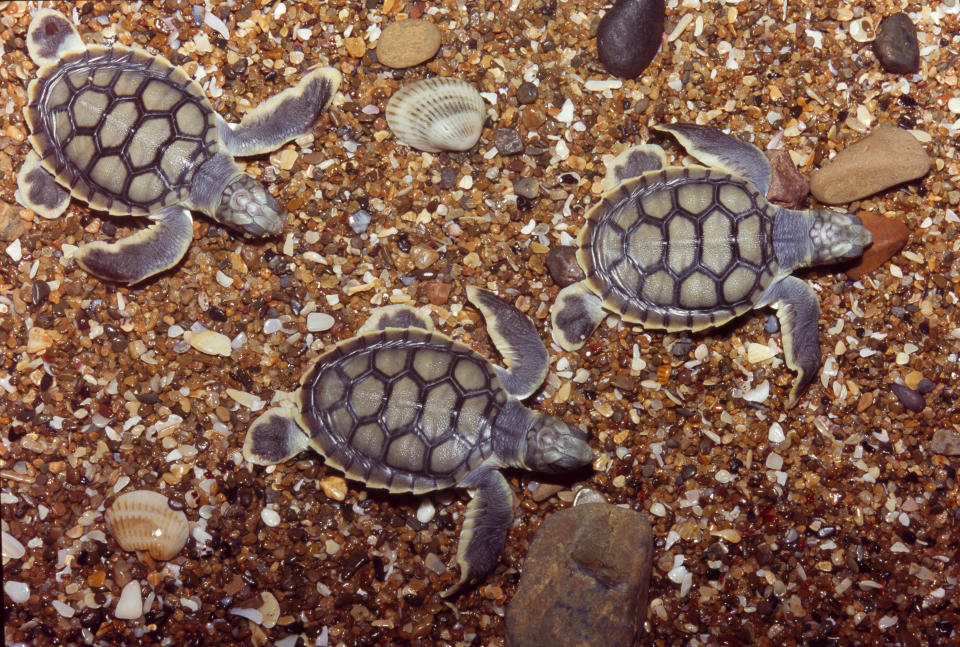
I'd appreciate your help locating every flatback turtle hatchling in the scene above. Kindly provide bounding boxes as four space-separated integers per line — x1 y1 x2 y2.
551 124 872 407
16 9 341 284
243 287 594 595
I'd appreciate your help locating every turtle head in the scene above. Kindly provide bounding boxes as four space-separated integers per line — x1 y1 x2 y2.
216 175 284 237
522 412 594 474
809 210 872 264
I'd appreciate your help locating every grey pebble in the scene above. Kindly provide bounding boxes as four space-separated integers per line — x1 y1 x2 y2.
440 166 457 189
873 13 920 74
545 246 585 288
32 280 51 305
348 209 371 234
680 464 697 481
516 82 538 104
513 177 540 199
596 0 666 78
671 340 692 357
891 383 925 412
765 313 780 333
916 378 936 395
494 127 524 156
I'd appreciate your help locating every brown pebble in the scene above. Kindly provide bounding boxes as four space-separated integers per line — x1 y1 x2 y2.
764 149 809 208
930 429 960 456
845 212 909 280
410 244 439 270
425 282 451 305
376 19 441 68
0 201 32 242
545 246 585 287
87 569 107 588
320 476 348 501
344 37 366 58
810 124 930 204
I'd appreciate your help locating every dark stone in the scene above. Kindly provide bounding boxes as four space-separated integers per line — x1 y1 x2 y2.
32 280 51 305
545 246 585 287
764 149 810 209
890 383 924 412
440 166 457 189
916 378 935 395
873 13 920 74
505 503 653 647
516 82 538 104
596 0 665 78
494 127 524 155
513 177 540 199
930 429 960 456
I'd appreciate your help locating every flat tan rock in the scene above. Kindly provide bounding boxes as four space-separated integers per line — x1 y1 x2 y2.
810 123 930 204
376 20 441 69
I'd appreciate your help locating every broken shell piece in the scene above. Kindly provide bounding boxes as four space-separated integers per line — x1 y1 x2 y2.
850 17 875 42
182 329 232 356
385 77 485 152
105 490 189 561
260 591 280 629
2 530 26 561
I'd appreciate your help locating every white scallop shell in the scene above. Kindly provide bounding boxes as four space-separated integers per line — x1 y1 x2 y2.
105 490 189 561
386 77 485 153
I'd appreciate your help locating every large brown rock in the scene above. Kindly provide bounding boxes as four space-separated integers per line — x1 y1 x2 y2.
505 503 653 647
809 123 930 204
376 20 441 69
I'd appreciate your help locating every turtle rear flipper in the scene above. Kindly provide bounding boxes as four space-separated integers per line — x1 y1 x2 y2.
442 468 514 598
602 144 667 191
16 150 70 218
243 407 310 465
358 304 435 334
219 67 342 157
27 9 84 67
760 275 821 408
656 123 773 196
550 282 607 351
75 205 193 284
466 286 549 399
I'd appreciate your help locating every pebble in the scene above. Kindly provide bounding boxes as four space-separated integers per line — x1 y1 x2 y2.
6 237 22 261
320 476 348 501
764 149 809 208
376 19 441 68
930 429 960 456
4 581 29 604
513 177 540 199
890 383 925 412
873 13 920 74
410 244 439 270
424 282 451 305
182 329 232 356
348 209 371 233
440 167 457 189
505 503 653 647
344 36 366 58
845 213 909 280
545 246 585 287
416 498 436 524
494 127 523 155
115 580 143 620
307 312 335 332
263 318 283 334
596 0 666 78
260 507 282 527
810 124 930 204
2 530 25 559
26 327 54 354
516 82 538 104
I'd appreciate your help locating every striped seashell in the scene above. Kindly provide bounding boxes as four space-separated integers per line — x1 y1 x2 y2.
105 490 189 561
385 77 485 152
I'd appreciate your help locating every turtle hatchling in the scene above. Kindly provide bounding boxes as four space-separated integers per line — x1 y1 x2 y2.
551 124 872 407
16 9 341 284
243 287 594 595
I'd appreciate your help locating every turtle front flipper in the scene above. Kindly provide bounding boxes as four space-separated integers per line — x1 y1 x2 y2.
602 144 667 191
75 205 193 284
550 282 607 351
243 407 311 465
358 304 435 334
466 286 549 399
442 468 514 597
219 67 342 157
26 9 84 67
656 123 772 196
760 275 821 408
16 150 70 218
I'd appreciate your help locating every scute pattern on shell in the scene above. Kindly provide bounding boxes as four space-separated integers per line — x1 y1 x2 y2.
581 167 778 332
25 45 217 216
298 328 507 494
105 490 189 561
385 77 485 153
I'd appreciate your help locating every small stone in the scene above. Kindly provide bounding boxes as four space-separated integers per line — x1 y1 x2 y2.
320 476 348 501
425 282 451 305
307 312 335 332
810 124 930 204
260 507 281 527
6 238 22 262
845 212 909 280
916 379 935 395
873 13 920 74
516 82 538 104
764 149 810 208
27 327 54 354
376 19 441 68
596 0 666 78
545 246 585 288
0 201 31 242
494 127 523 155
410 244 439 270
890 383 925 412
440 167 457 189
513 177 540 199
506 503 653 647
930 429 960 456
4 580 29 604
416 498 436 524
115 580 143 620
344 36 366 58
348 209 371 233
183 330 232 356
